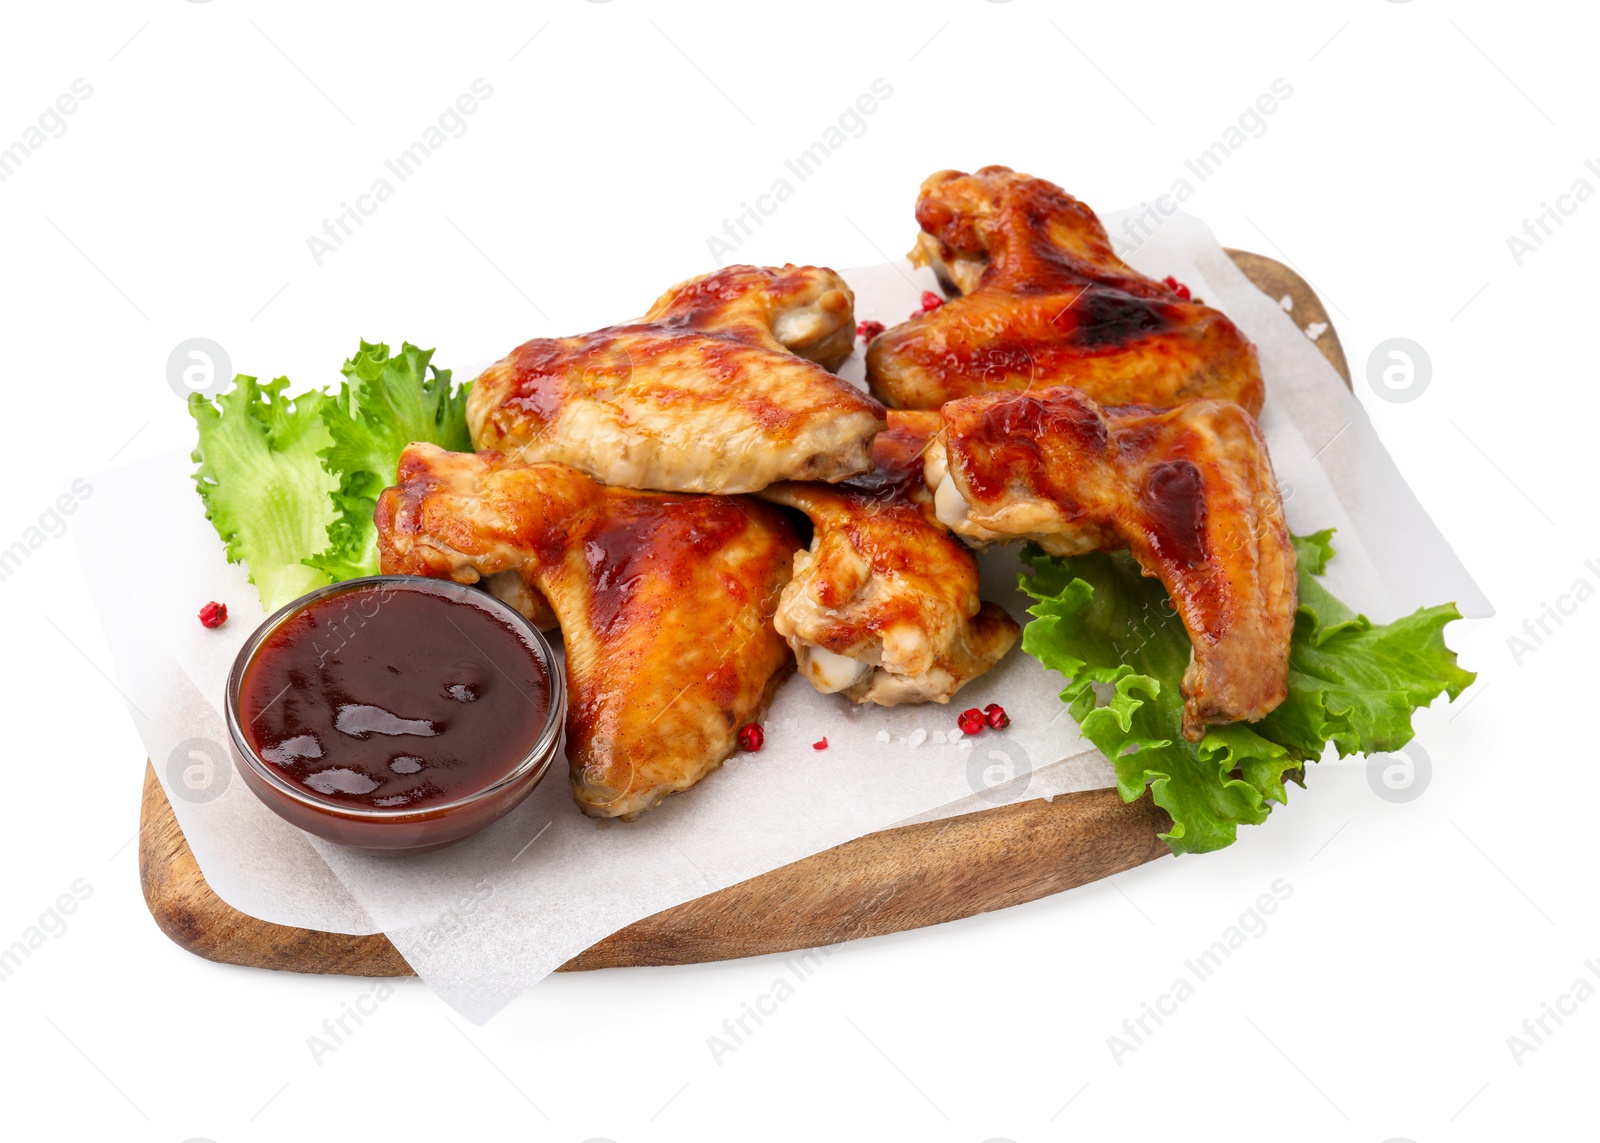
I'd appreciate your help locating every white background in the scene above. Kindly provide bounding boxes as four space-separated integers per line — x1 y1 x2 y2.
0 1 1592 1140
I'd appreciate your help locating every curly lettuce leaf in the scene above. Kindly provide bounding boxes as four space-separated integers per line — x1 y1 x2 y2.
1257 531 1476 759
189 376 338 611
306 341 471 581
1019 533 1474 855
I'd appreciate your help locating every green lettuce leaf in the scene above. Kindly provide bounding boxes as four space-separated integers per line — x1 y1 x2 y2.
189 376 338 611
1019 532 1475 855
307 341 471 581
188 341 470 609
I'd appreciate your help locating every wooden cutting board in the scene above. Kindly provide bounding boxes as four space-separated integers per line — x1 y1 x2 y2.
139 249 1351 977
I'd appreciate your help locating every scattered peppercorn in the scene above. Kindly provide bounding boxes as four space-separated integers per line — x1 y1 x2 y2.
1162 275 1193 302
957 707 985 736
198 601 228 629
738 723 765 752
983 702 1010 730
857 319 886 342
912 290 944 317
812 737 829 751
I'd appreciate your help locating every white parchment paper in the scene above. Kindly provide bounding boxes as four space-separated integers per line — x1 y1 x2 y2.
76 208 1487 1022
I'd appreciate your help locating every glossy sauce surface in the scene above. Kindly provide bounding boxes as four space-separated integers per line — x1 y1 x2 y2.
240 583 550 810
1142 459 1210 567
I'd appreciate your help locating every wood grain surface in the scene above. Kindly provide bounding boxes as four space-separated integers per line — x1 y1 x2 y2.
139 249 1351 977
139 762 1173 976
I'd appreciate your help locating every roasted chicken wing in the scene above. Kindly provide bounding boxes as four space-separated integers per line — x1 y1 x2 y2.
375 443 797 819
468 264 886 494
866 166 1265 416
759 410 1018 705
925 387 1295 738
841 408 944 518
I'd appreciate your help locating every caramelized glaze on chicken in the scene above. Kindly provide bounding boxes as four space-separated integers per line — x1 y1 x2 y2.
375 444 796 819
925 386 1295 738
468 264 886 493
760 410 1018 704
866 167 1265 415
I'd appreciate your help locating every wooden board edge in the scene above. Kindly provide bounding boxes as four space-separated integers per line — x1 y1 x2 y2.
137 248 1347 977
561 783 1173 970
140 762 1171 976
139 762 411 977
1223 247 1351 384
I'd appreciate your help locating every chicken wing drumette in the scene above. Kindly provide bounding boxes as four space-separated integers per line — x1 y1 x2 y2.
759 410 1018 705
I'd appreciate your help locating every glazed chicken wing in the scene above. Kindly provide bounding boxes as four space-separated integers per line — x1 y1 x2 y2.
375 443 797 819
468 264 886 494
866 166 1265 416
759 411 1018 705
925 387 1295 739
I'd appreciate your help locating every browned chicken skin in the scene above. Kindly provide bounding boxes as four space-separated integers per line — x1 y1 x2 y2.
846 408 945 518
468 264 886 494
866 167 1265 416
759 411 1018 705
925 387 1295 739
375 444 796 819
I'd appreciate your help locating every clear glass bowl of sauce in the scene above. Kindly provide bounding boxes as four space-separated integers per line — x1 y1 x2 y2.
225 576 564 855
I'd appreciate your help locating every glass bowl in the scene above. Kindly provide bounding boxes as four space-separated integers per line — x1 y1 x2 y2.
224 575 565 855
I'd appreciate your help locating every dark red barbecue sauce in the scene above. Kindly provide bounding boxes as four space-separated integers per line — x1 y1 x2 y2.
239 583 550 810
